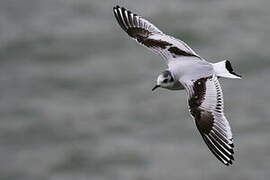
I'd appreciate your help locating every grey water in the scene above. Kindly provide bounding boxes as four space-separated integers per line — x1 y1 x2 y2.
0 0 270 179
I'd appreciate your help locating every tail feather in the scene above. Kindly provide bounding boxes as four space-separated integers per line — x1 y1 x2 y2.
212 60 241 79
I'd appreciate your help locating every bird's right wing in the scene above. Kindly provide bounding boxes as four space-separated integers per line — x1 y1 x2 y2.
113 6 200 62
181 75 234 165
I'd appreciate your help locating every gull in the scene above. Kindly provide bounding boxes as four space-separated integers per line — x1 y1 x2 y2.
113 5 241 166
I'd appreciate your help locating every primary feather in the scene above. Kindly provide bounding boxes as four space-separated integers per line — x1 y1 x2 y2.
113 6 200 62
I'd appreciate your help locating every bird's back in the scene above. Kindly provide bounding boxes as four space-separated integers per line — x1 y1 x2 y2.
168 57 214 81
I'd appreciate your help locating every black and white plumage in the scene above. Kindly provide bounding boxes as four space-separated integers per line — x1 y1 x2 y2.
113 5 200 61
113 5 241 166
187 76 234 165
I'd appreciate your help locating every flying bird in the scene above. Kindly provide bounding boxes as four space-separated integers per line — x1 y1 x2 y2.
113 5 241 166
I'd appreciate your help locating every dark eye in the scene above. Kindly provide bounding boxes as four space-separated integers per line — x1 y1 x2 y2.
163 79 168 83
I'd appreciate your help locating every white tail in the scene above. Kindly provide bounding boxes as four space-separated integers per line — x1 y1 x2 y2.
212 60 241 79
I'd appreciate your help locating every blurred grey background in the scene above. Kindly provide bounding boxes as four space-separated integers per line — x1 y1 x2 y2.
0 0 270 179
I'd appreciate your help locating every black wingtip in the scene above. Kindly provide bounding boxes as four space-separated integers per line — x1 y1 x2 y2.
223 157 234 166
226 155 234 166
113 5 133 15
113 5 121 13
113 5 120 9
113 6 118 12
113 5 126 11
113 5 128 32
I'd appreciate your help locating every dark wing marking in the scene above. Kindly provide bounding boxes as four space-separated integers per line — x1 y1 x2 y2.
185 75 234 165
113 5 200 62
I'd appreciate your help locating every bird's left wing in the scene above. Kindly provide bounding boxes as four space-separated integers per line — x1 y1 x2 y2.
113 5 200 62
181 75 235 165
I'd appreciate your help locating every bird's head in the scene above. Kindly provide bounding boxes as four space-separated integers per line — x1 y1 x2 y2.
152 70 175 91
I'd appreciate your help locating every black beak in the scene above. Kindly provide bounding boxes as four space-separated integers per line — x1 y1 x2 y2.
152 85 160 91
